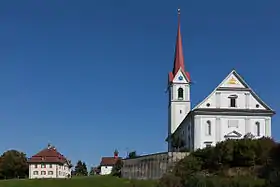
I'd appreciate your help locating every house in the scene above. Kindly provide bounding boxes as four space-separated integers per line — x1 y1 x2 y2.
27 144 72 179
99 151 121 175
167 10 275 151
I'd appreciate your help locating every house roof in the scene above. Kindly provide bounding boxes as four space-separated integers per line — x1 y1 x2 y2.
28 145 70 165
100 157 121 166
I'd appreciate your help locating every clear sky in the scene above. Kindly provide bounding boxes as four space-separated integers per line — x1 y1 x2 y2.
0 0 279 167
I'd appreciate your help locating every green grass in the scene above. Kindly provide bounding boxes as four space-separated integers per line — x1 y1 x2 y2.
0 176 157 187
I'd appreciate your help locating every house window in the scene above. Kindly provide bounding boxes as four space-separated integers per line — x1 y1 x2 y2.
256 122 260 136
34 164 38 168
41 164 46 168
48 171 53 175
33 171 38 175
178 88 184 100
206 120 211 135
41 171 46 175
49 164 52 168
228 95 238 107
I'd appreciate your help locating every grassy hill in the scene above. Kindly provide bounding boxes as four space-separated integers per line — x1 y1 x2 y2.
0 176 157 187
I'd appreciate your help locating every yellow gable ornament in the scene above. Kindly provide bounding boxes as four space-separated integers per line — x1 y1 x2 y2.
228 77 237 84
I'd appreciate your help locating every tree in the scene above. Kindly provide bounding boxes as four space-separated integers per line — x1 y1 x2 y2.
111 158 123 177
128 151 138 159
82 162 88 175
0 150 28 179
157 173 182 187
89 167 96 175
159 138 280 187
173 155 202 181
74 160 88 176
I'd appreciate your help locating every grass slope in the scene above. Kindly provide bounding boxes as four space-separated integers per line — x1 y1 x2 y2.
0 176 156 187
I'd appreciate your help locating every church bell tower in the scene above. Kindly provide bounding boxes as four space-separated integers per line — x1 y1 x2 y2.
167 9 191 151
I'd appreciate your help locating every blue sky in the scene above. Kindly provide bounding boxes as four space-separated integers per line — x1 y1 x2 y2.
0 0 279 167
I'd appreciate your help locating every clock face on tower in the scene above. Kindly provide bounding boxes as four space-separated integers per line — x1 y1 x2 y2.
178 75 183 81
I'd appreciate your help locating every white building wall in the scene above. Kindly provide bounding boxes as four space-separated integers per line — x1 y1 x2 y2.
175 117 193 151
169 83 191 134
193 115 271 150
199 91 266 110
100 166 113 175
29 163 71 179
168 70 191 151
169 70 274 152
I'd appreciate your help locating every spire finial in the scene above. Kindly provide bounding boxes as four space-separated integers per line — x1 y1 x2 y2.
177 8 181 24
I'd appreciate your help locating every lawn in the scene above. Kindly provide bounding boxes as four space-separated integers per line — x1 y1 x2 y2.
0 176 157 187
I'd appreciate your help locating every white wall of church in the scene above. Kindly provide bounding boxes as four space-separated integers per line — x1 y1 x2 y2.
173 117 193 151
198 91 266 110
170 70 274 152
192 115 271 150
100 166 113 175
169 102 190 134
168 70 191 136
171 84 190 102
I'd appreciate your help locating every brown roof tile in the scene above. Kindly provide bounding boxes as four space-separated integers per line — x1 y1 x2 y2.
100 157 121 166
28 145 69 165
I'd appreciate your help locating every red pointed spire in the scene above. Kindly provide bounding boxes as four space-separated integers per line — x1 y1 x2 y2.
169 9 191 83
173 9 185 75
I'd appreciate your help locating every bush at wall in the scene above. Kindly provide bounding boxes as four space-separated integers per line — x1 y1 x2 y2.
158 137 280 187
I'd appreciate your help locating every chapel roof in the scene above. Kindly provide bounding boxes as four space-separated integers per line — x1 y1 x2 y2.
100 157 120 166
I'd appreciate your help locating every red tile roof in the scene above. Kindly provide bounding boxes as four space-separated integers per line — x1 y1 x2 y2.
28 145 70 165
100 157 121 166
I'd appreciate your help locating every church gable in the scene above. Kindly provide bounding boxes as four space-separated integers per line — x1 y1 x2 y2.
219 71 248 88
172 69 189 84
193 70 274 111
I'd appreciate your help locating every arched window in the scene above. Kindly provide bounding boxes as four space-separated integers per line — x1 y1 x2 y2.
228 95 238 107
206 120 211 135
178 88 184 100
255 122 260 136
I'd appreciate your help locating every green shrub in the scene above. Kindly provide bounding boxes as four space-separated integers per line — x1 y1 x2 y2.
159 138 278 187
157 173 181 187
184 176 265 187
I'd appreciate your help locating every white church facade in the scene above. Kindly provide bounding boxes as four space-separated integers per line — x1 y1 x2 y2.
166 11 275 152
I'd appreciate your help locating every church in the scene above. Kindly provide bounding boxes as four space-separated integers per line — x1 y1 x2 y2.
166 10 276 152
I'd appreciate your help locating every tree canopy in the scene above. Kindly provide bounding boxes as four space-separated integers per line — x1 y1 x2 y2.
0 150 28 179
128 151 138 159
111 158 123 177
74 160 88 176
159 137 280 187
